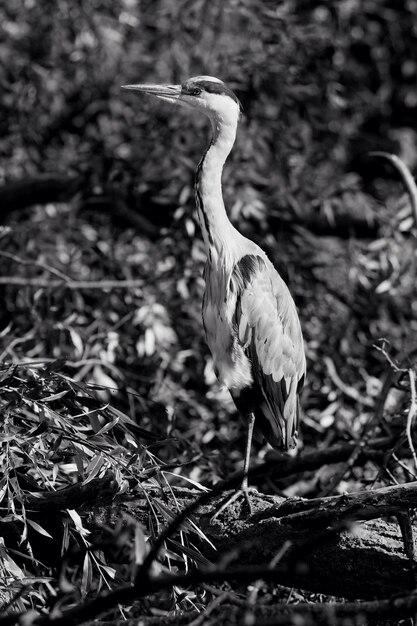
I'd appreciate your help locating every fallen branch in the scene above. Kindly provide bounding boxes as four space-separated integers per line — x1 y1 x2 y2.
103 479 417 601
257 479 417 527
2 512 415 626
2 451 415 626
1 478 416 625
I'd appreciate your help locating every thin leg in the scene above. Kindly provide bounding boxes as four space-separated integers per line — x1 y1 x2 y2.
242 412 255 490
211 413 257 521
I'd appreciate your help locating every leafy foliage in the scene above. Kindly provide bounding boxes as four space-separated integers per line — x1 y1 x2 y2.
1 0 417 621
0 362 215 615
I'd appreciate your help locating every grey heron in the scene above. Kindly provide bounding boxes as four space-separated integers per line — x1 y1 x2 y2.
122 76 306 516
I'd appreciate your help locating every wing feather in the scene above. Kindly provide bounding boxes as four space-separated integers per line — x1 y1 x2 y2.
231 253 305 451
238 307 251 347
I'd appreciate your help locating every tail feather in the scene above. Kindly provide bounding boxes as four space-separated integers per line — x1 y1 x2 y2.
249 342 300 452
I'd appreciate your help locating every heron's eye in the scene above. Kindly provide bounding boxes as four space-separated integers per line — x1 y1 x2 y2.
192 87 202 95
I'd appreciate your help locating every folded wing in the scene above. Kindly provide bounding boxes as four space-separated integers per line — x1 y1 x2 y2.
231 254 305 450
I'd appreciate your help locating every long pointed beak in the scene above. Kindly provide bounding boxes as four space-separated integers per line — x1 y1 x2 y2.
121 83 182 105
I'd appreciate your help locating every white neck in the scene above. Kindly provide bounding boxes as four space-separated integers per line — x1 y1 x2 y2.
195 116 242 263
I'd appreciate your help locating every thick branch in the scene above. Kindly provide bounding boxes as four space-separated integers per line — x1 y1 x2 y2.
121 481 417 600
0 176 80 217
2 481 415 626
256 479 417 527
23 473 119 511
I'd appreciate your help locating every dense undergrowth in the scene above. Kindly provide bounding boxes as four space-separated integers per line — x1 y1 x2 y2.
1 0 417 622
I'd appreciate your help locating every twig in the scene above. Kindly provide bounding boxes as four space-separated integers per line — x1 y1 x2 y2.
0 584 28 616
0 559 342 626
263 436 390 484
45 592 417 626
392 453 417 480
186 592 231 626
324 357 374 408
319 364 398 497
371 364 398 431
373 341 409 374
318 443 363 497
406 368 417 472
0 277 143 290
368 152 417 231
0 251 70 281
6 564 417 626
137 467 249 580
245 540 292 620
0 332 36 363
222 591 417 626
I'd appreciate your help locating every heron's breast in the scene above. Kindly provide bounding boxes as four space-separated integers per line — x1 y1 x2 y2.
203 278 252 391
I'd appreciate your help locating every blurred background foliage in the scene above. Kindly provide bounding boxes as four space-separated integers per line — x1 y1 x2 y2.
1 0 417 486
3 0 417 617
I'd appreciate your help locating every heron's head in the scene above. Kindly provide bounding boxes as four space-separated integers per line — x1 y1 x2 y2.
122 76 242 127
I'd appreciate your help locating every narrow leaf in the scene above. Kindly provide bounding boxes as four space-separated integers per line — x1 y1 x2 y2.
26 519 53 539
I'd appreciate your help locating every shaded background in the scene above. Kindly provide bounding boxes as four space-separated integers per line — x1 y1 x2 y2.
1 0 417 487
